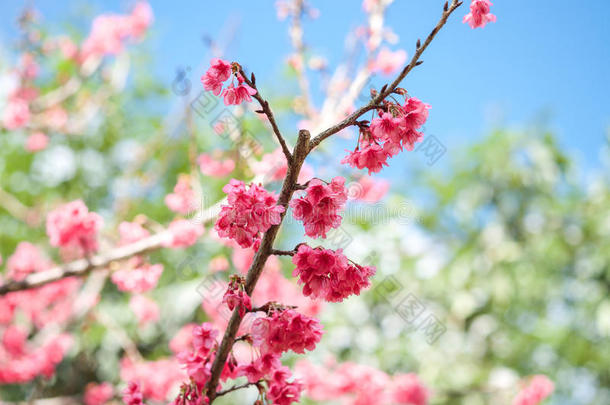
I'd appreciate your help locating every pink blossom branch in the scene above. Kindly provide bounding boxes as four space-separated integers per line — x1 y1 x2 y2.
308 0 463 152
0 231 170 295
205 129 310 402
204 3 464 402
238 67 293 163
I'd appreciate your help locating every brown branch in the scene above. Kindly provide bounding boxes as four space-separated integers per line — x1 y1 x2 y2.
216 381 261 397
238 67 293 163
0 231 170 295
308 0 463 152
205 129 310 402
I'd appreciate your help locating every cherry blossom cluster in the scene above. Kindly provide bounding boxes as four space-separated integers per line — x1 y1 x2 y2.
296 359 430 405
292 244 376 302
175 323 219 390
201 59 257 105
290 177 348 238
165 175 198 215
463 0 496 29
215 179 285 248
46 199 104 257
251 308 323 355
222 275 252 317
342 96 430 175
81 1 153 61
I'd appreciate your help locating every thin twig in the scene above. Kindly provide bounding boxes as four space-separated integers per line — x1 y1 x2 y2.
216 381 261 397
308 0 463 152
238 67 293 163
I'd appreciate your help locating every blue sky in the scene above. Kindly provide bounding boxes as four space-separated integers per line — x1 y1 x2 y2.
1 0 609 169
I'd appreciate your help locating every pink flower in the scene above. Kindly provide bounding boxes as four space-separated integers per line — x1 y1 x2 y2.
84 382 114 405
6 242 50 281
402 97 430 131
391 373 430 405
191 323 219 355
290 177 348 238
513 375 554 405
237 352 281 383
201 58 232 95
129 2 154 38
129 294 160 326
292 244 376 302
2 97 30 130
165 176 198 215
251 308 323 355
222 74 257 105
342 141 390 175
197 153 235 177
163 220 204 248
111 258 163 293
463 0 496 29
25 132 49 152
267 365 304 405
215 179 285 248
123 381 144 405
370 112 403 142
371 47 407 76
120 357 185 402
46 200 103 256
118 221 150 246
222 279 252 318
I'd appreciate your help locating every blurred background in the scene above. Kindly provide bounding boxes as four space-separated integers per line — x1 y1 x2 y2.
0 1 608 404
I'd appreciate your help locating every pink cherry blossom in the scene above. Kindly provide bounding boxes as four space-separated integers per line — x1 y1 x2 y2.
463 0 496 29
292 244 376 302
129 294 160 326
371 47 408 76
25 132 49 152
370 112 403 141
267 365 304 405
46 199 103 256
201 58 232 95
163 220 204 248
111 257 163 293
222 74 257 105
342 140 390 175
0 332 73 384
513 375 554 405
391 373 430 405
129 1 154 38
165 176 198 215
2 97 30 130
84 382 114 405
118 221 150 246
222 278 252 318
6 242 50 281
120 357 185 402
215 179 285 248
197 153 235 177
251 308 323 355
191 323 219 355
290 177 348 238
122 381 144 405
